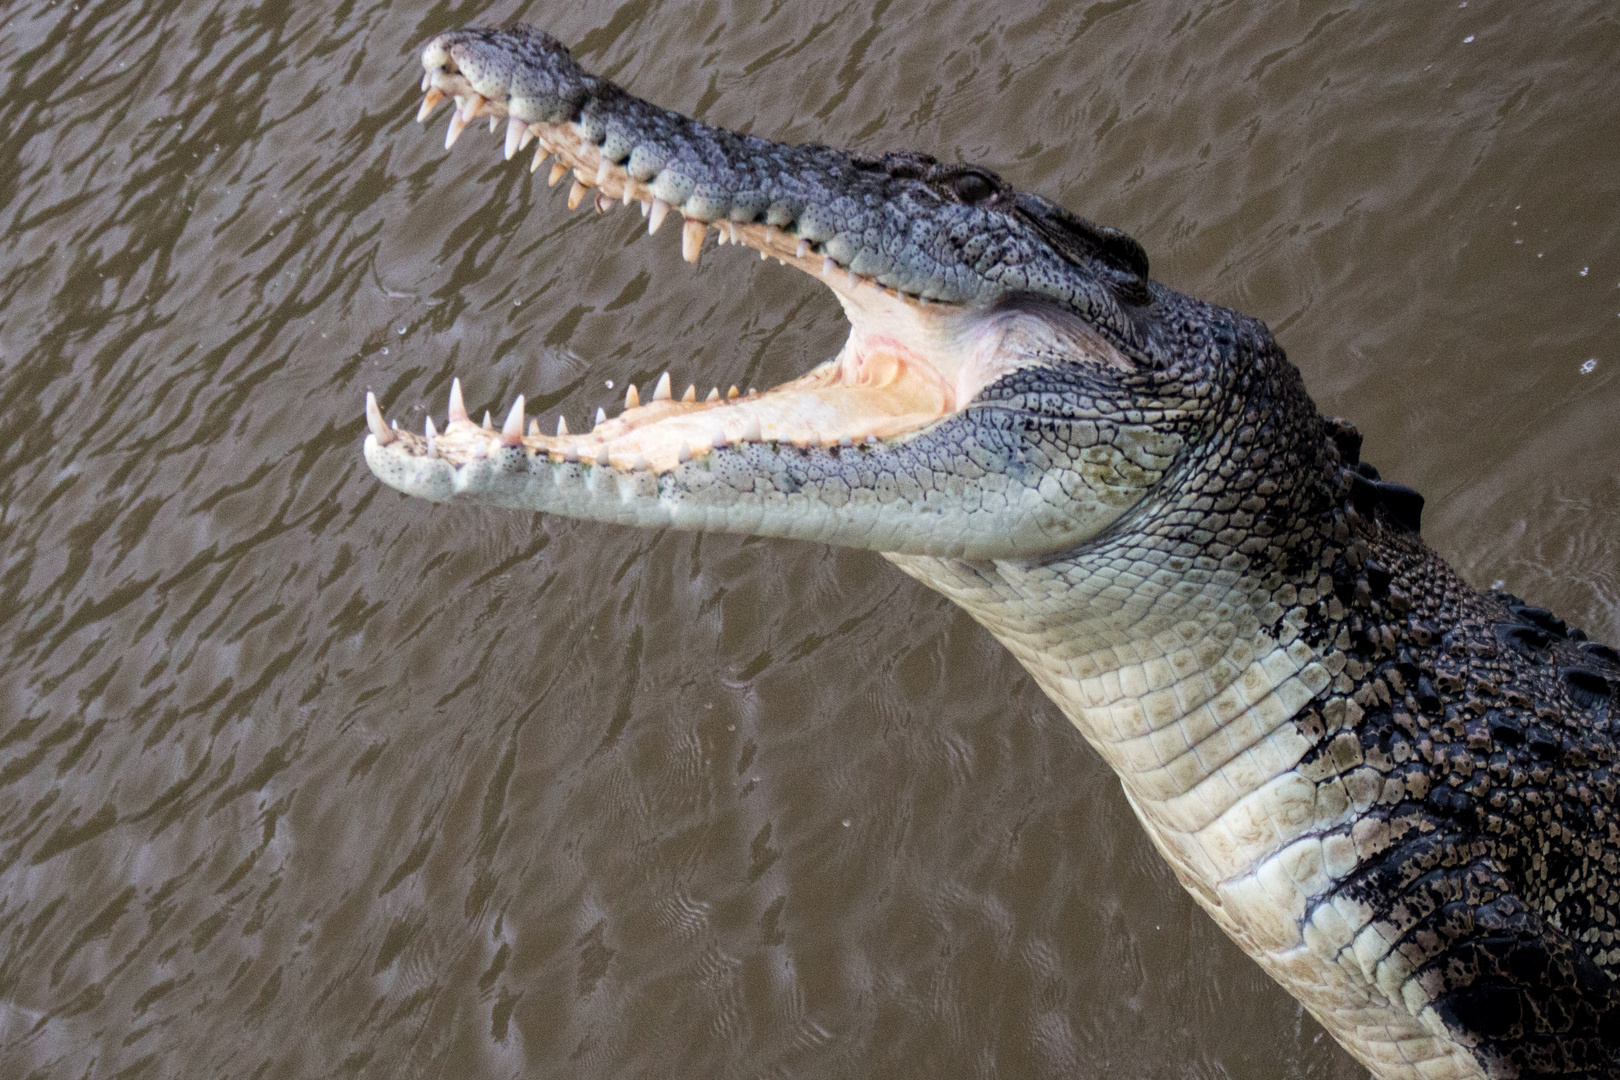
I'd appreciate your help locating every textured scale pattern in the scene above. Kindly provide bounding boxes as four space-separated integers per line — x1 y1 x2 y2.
370 25 1620 1079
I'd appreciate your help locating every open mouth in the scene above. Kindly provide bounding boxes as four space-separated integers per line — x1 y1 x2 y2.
364 49 1045 475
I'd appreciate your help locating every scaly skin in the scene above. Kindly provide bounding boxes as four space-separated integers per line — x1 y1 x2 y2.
364 25 1620 1078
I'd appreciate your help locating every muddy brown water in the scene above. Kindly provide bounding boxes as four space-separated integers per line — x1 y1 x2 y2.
1 1 1617 1077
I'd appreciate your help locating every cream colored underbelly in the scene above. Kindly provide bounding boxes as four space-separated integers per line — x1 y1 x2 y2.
1017 634 1488 1080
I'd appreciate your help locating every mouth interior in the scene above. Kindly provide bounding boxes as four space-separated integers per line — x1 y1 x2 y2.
389 62 1033 473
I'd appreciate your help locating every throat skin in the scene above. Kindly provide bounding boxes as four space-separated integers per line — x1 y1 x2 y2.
883 441 1492 1080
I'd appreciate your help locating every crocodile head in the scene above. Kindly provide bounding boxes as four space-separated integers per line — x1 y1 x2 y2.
364 24 1284 561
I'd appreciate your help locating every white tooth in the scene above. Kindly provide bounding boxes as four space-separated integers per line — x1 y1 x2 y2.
487 115 499 135
624 384 640 410
528 418 540 437
595 158 611 186
640 199 651 218
729 223 741 244
711 427 727 448
519 123 537 151
421 72 432 92
597 444 611 466
776 258 785 266
425 417 437 457
681 384 697 403
425 417 437 437
417 89 445 123
648 198 669 234
653 372 672 401
556 415 569 436
839 435 853 447
865 434 878 443
482 410 493 431
796 239 811 258
682 218 705 262
631 454 648 471
365 392 394 444
676 442 691 464
445 109 470 149
390 419 399 430
742 415 762 442
705 387 720 403
595 193 611 213
594 407 607 428
473 439 487 459
530 148 548 173
568 179 588 209
715 228 727 247
564 444 580 463
501 396 526 444
760 250 768 260
549 161 567 186
822 256 835 277
448 378 469 424
504 116 525 160
622 188 634 207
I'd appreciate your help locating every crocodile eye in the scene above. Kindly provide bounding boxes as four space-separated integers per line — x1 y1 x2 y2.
950 171 994 204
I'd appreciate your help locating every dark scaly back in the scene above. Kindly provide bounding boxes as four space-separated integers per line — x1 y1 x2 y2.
1286 411 1620 1075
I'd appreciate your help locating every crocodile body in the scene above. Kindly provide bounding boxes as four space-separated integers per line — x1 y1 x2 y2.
364 26 1620 1078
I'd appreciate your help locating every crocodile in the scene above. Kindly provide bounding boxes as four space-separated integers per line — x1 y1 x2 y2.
362 25 1620 1079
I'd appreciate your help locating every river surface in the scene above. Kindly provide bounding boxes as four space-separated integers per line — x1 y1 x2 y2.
1 1 1617 1077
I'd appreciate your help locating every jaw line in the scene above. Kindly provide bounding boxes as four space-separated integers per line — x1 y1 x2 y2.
378 64 1007 474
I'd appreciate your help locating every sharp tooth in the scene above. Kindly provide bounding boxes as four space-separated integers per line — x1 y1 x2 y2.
742 415 762 442
595 158 611 186
448 378 469 424
822 256 835 277
705 387 720 402
597 444 611 466
796 239 811 258
421 72 432 92
594 407 607 428
677 442 691 464
631 454 648 471
715 228 727 247
624 384 640 410
564 444 580 463
865 434 878 444
548 161 567 187
760 250 768 260
681 384 697 403
501 396 526 444
425 417 437 457
727 385 740 399
365 392 394 444
640 199 651 218
648 198 669 235
653 372 672 401
682 218 705 262
445 108 470 149
417 89 445 123
487 115 499 135
730 223 742 244
557 416 569 436
473 439 487 459
482 410 493 431
519 124 538 151
528 418 540 437
622 188 634 207
504 116 525 160
568 179 588 209
530 148 548 173
711 427 727 448
595 193 611 213
426 417 437 437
